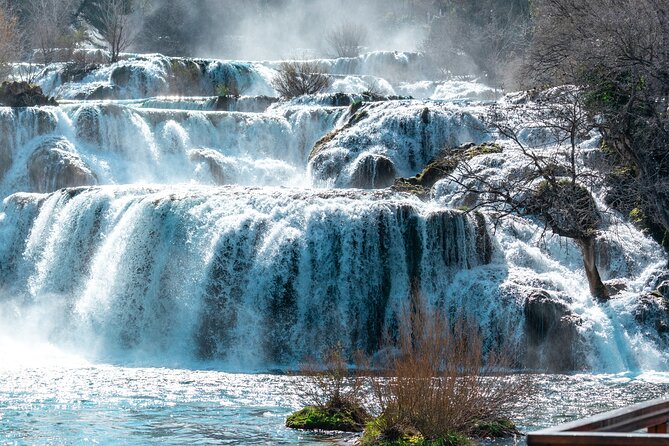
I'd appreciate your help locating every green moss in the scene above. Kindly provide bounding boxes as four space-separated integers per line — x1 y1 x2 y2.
349 109 369 125
350 99 363 114
391 178 428 200
285 405 367 432
462 142 503 158
407 142 503 192
471 418 519 438
359 417 471 446
629 207 645 224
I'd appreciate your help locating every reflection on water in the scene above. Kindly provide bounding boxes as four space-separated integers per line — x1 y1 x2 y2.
1 366 668 445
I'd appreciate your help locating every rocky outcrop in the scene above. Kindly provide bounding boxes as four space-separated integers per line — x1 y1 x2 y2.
523 290 586 371
350 154 396 189
214 95 278 113
60 63 100 84
0 82 58 107
188 148 226 185
391 142 503 199
308 101 489 188
82 85 120 101
635 272 669 336
27 138 97 193
74 106 101 145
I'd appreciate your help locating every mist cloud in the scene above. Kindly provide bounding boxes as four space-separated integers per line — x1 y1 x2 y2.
139 0 428 60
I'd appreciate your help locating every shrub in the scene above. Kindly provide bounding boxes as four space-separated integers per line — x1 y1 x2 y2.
272 60 331 99
365 289 530 444
287 343 370 432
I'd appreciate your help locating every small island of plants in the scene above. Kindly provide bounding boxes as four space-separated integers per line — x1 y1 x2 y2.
286 290 529 446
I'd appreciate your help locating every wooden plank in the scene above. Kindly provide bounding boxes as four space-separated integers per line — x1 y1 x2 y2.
535 397 669 433
649 423 668 433
595 409 669 432
527 432 669 446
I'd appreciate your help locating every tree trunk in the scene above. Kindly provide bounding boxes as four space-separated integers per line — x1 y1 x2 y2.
578 237 609 300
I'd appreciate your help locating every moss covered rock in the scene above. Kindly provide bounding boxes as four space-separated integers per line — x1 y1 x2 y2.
285 405 369 432
471 418 520 438
391 142 503 199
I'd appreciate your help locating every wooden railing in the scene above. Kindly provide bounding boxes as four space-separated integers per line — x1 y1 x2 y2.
527 397 669 445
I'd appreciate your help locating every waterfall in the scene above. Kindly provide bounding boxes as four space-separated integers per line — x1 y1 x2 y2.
0 186 489 368
0 102 345 197
0 50 667 373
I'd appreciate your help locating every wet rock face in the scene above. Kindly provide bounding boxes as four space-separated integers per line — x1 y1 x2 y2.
523 290 586 371
75 106 101 145
27 138 97 193
188 148 226 185
110 65 134 87
60 63 100 84
82 85 120 101
635 293 669 334
349 154 396 189
0 140 11 182
0 82 58 107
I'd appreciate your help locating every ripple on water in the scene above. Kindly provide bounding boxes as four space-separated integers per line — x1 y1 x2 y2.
1 367 669 445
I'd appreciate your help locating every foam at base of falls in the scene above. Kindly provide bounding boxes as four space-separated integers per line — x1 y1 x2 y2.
0 185 489 369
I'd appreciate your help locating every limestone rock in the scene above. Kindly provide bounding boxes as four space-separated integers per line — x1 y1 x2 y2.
27 138 97 193
523 290 586 371
349 154 396 189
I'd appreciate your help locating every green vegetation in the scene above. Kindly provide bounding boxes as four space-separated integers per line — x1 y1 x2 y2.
392 142 503 199
286 405 368 432
471 417 519 438
286 343 370 432
359 416 471 446
525 0 669 253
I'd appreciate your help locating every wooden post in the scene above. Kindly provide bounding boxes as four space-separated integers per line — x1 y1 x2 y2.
649 423 668 434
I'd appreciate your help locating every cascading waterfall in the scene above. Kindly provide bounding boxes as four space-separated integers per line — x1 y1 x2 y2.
0 186 489 368
0 101 345 198
0 51 667 374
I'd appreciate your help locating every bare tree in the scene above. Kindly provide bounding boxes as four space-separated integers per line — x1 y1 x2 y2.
98 0 147 63
450 89 611 299
272 60 331 99
524 0 669 249
0 1 20 80
326 23 367 58
24 0 79 64
421 0 531 84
